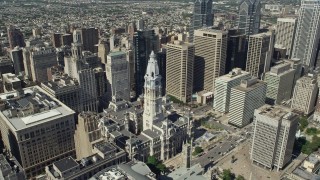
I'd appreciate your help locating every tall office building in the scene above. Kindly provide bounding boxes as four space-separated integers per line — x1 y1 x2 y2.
291 74 318 115
275 18 297 57
251 105 299 171
225 29 247 73
157 49 167 96
194 28 228 92
166 41 194 103
238 0 261 36
264 63 295 105
79 27 99 53
22 48 31 78
246 31 274 78
229 78 266 127
291 0 320 68
106 51 130 102
7 25 25 49
133 29 158 98
64 41 98 112
41 67 82 113
190 0 213 42
0 86 76 178
30 47 57 82
52 33 62 48
10 46 24 75
61 34 72 46
97 41 109 64
136 19 145 30
74 112 102 160
214 68 251 113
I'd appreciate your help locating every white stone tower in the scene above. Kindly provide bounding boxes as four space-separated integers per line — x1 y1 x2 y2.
143 51 164 131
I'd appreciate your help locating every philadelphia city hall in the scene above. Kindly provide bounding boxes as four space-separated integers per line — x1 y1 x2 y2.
97 51 193 162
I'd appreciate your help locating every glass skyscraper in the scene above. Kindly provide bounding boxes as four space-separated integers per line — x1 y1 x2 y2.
291 0 320 68
189 0 213 42
238 0 261 37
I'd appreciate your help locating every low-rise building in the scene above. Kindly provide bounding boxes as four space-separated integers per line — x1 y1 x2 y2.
46 142 126 180
0 86 76 178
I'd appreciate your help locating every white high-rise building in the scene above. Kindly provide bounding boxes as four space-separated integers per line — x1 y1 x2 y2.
291 74 318 115
143 51 164 131
251 105 299 171
106 51 130 102
214 68 251 113
246 32 274 78
229 78 267 127
194 28 228 92
264 63 295 105
275 18 297 57
291 0 320 68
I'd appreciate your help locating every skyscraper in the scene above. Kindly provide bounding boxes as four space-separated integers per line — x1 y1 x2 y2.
246 31 274 78
106 51 130 102
52 33 62 48
157 49 167 96
30 47 57 82
80 27 99 53
291 0 320 68
229 78 266 127
64 39 98 112
264 63 295 105
238 0 261 37
133 29 158 98
166 41 194 103
251 105 299 171
10 46 24 75
7 25 25 49
225 29 247 73
214 68 251 113
190 0 213 42
275 18 297 57
194 28 228 92
291 74 318 115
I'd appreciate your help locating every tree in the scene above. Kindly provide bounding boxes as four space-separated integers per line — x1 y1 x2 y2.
146 156 167 176
192 146 204 156
156 163 166 173
306 127 319 135
236 175 245 180
299 116 308 131
147 156 158 166
221 169 235 180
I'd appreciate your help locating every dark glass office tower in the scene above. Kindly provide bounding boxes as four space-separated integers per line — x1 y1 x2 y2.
238 0 261 37
189 0 213 42
133 29 158 98
225 29 247 73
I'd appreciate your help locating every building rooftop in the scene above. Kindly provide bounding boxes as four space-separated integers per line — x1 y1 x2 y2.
195 27 227 35
0 86 75 131
89 161 156 180
94 141 117 155
108 50 126 57
53 157 78 173
257 105 298 121
216 68 250 82
162 163 206 180
233 78 266 92
268 63 294 76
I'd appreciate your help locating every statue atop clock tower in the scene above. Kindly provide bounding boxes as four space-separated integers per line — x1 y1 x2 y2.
143 51 164 131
